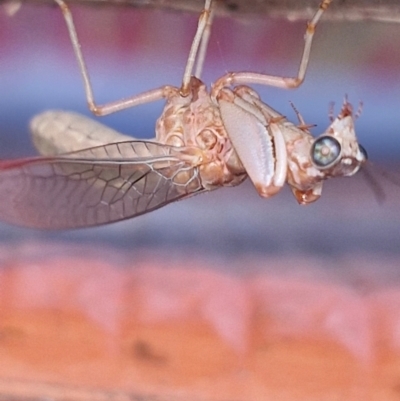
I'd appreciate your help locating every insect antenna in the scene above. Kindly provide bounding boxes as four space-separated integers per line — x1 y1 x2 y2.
328 101 335 122
360 163 386 204
354 101 364 120
371 162 400 190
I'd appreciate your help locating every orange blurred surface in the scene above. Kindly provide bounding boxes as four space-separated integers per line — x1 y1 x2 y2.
1 243 400 400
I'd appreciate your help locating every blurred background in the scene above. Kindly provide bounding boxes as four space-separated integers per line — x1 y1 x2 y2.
0 2 400 400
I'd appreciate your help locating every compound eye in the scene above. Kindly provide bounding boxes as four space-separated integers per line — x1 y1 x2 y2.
359 144 368 161
311 136 341 168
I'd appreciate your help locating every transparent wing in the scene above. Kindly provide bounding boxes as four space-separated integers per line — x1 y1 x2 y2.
0 141 205 229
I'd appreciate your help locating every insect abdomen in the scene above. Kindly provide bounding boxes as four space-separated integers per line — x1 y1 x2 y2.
30 110 134 156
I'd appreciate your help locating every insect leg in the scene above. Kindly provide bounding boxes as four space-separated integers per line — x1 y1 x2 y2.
54 0 173 116
193 2 215 79
180 0 213 96
212 0 332 93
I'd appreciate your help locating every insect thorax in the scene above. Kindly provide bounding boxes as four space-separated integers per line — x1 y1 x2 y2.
155 77 246 190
